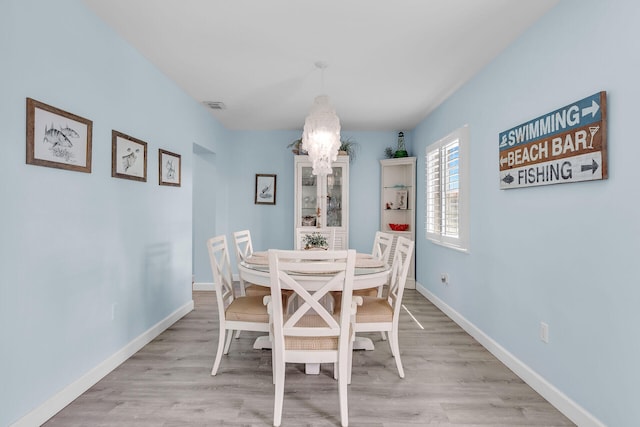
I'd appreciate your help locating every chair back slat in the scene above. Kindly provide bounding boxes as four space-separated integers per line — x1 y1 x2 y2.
281 272 342 332
387 236 414 316
207 235 236 307
372 231 394 265
232 229 253 262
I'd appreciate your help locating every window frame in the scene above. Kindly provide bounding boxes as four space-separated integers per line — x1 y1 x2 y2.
425 125 470 252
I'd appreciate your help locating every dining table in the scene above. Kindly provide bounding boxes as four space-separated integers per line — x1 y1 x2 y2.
238 250 391 374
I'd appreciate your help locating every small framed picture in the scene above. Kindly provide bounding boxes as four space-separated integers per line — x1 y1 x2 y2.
159 149 181 187
26 97 93 173
111 130 147 182
395 190 408 209
255 174 276 205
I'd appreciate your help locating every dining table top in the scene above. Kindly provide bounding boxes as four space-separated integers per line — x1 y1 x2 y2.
238 251 390 291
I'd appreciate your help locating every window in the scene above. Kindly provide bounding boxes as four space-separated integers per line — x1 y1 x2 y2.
425 125 469 251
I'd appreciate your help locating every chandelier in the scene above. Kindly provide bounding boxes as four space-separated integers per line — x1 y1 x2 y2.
301 62 341 176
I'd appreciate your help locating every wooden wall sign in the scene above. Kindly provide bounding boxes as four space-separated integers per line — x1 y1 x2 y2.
499 91 607 189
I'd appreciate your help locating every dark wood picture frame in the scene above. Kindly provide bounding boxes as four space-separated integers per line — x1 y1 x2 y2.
255 174 276 205
26 97 93 173
159 149 181 187
111 130 148 182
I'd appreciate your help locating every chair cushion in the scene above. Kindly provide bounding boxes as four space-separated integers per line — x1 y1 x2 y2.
355 297 393 323
245 283 271 297
244 284 293 310
354 288 379 297
332 288 378 312
226 296 269 323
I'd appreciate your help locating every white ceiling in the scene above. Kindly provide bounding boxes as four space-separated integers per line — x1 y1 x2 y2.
82 0 559 132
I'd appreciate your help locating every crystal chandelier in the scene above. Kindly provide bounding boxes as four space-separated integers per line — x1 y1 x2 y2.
301 63 341 176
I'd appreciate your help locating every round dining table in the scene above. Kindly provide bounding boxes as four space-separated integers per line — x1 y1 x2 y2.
239 252 390 291
238 251 391 374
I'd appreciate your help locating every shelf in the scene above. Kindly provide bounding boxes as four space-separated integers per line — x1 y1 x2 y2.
380 157 416 285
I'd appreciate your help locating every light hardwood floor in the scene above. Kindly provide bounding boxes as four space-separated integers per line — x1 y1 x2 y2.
45 290 574 426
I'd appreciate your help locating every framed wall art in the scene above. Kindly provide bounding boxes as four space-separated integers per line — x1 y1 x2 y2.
255 174 276 205
26 97 93 173
159 149 181 187
111 130 147 182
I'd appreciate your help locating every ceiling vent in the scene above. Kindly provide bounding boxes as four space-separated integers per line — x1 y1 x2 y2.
203 101 226 110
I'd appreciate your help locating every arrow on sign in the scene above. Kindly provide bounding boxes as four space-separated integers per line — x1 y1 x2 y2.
581 159 599 174
502 173 514 184
582 100 600 118
500 156 508 167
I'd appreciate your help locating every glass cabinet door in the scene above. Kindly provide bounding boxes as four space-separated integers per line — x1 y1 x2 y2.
325 167 343 227
294 155 349 249
300 166 318 227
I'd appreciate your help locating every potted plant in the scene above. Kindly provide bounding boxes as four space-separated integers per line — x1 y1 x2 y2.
338 137 359 163
287 137 359 163
287 138 306 155
384 146 395 158
302 232 329 250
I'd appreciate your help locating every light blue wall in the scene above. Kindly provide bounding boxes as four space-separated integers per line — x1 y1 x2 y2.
413 1 639 425
0 0 230 425
215 130 407 268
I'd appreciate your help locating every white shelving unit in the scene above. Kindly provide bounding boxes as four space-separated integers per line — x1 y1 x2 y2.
380 157 416 287
294 155 349 249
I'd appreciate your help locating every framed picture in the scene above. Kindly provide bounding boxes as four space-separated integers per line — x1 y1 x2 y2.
111 130 147 182
26 97 93 173
255 174 276 205
159 149 181 187
395 189 408 209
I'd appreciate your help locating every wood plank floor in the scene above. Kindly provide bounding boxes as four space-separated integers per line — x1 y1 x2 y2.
45 290 575 426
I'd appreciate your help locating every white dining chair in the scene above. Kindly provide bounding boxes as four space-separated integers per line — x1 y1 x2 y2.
232 229 270 298
295 227 336 250
265 248 359 427
207 235 270 376
352 236 414 378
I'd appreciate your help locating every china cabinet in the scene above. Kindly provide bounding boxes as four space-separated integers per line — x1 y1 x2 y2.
380 157 416 287
294 155 349 249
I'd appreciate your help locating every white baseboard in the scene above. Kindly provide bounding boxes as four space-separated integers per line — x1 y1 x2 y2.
12 300 194 427
192 282 214 291
415 282 605 427
193 276 238 291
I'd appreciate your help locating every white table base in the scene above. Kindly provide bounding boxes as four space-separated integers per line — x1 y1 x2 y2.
252 335 272 350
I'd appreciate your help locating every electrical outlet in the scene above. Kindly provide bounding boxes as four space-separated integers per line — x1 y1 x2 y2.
111 303 117 321
440 273 449 285
540 322 549 343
